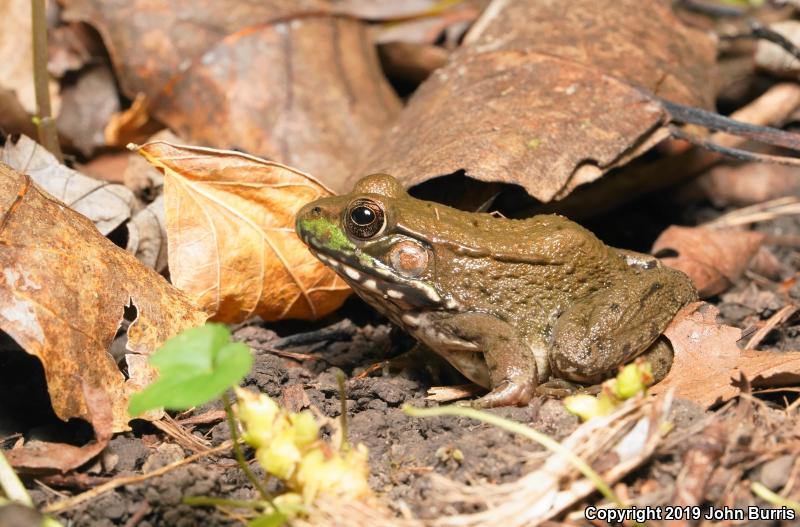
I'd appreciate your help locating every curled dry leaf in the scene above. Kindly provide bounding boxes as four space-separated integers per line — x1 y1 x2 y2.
1 135 136 235
359 0 716 202
104 93 164 148
5 382 113 472
134 141 351 322
652 302 800 407
56 65 120 157
126 195 168 272
0 163 206 432
652 226 765 298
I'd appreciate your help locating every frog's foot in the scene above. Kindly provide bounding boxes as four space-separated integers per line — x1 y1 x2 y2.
459 379 535 408
535 378 580 398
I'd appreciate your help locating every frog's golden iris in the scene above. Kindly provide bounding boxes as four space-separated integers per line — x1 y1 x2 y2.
296 174 697 408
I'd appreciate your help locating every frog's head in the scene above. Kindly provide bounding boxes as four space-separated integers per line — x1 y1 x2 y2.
296 174 449 309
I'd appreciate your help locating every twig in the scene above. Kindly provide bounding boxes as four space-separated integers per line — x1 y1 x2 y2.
30 0 62 162
43 441 233 514
746 304 799 349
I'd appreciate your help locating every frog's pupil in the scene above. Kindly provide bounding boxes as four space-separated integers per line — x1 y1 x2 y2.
351 206 375 226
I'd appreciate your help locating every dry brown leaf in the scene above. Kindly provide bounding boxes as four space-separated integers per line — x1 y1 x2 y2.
56 65 120 157
0 163 206 432
104 94 164 148
358 0 716 202
61 0 329 101
693 163 800 208
156 17 400 189
79 152 130 184
126 195 168 272
0 0 60 115
652 302 800 407
134 141 351 322
1 135 136 235
62 0 400 190
652 226 766 298
5 382 113 472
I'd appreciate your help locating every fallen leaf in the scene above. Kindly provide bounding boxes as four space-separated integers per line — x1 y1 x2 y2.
56 65 120 157
134 141 351 322
5 382 112 472
126 195 168 272
358 0 716 202
0 87 37 138
155 16 401 189
652 302 800 407
652 226 765 298
0 0 60 115
693 163 800 207
79 152 130 184
756 20 800 77
330 0 449 19
62 0 400 190
0 163 206 432
61 0 329 101
104 94 164 148
0 135 136 235
47 22 100 78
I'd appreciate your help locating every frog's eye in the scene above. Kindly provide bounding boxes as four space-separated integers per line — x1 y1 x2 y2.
345 199 385 239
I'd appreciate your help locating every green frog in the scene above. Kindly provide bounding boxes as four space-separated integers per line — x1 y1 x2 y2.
295 174 697 408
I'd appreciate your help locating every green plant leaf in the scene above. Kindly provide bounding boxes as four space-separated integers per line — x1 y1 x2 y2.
128 324 253 416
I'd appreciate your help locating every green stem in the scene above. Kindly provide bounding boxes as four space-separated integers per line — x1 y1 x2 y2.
0 450 32 506
31 0 63 162
752 482 800 512
222 392 273 504
403 404 623 507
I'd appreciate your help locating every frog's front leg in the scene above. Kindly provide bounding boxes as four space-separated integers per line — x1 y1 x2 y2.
549 267 696 384
435 312 537 408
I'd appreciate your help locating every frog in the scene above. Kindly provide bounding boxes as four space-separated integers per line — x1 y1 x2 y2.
295 174 697 408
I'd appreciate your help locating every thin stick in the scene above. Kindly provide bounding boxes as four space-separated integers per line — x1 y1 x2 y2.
43 441 233 514
31 0 63 162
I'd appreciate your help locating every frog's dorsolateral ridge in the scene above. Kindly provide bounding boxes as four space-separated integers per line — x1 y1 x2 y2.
295 174 697 408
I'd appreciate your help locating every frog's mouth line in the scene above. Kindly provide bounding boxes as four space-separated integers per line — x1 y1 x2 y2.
300 232 457 310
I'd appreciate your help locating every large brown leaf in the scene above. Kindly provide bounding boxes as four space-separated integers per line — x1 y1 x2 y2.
358 0 717 202
652 226 765 298
63 0 400 188
653 302 800 407
134 142 351 322
0 163 206 432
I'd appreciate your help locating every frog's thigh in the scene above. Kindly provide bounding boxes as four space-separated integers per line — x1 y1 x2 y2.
549 268 693 384
437 312 537 408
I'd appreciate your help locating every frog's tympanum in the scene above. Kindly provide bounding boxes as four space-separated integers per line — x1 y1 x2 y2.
295 174 697 408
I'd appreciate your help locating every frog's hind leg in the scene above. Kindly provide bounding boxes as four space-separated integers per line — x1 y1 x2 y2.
549 267 695 384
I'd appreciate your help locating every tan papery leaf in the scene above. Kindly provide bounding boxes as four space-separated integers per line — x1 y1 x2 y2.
134 142 351 322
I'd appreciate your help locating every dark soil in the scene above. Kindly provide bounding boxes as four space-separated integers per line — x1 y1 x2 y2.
5 187 800 527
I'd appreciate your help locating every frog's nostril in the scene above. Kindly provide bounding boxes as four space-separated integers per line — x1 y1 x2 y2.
311 206 322 215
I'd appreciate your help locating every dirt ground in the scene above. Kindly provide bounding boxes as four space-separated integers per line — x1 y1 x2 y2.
3 187 800 526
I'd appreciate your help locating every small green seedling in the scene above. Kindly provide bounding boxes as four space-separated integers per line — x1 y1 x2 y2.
128 323 253 417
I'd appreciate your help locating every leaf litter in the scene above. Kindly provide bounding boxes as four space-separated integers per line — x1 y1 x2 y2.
4 0 800 524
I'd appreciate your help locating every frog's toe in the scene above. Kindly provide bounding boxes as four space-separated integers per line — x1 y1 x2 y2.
468 380 534 408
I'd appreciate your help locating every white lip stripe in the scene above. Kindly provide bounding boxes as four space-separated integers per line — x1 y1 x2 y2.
387 289 404 299
342 265 362 281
